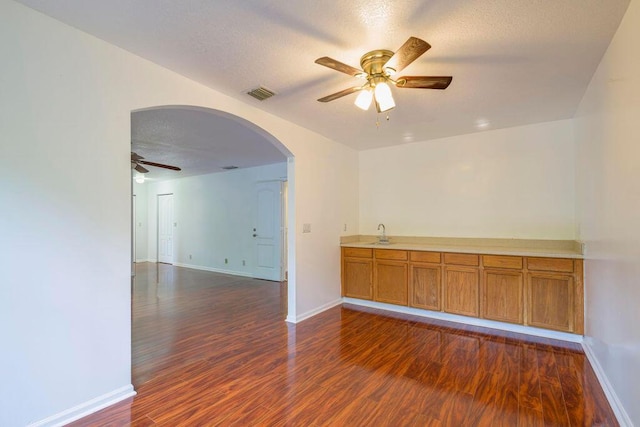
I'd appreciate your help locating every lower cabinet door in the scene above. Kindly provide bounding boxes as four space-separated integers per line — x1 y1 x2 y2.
444 266 479 317
409 263 441 311
482 270 523 324
343 258 373 300
527 273 574 332
374 260 408 305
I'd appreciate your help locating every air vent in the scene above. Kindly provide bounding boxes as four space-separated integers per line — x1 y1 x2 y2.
247 86 276 101
221 166 238 170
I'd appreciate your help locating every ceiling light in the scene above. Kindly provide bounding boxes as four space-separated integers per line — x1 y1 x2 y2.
354 89 373 110
135 174 145 184
374 81 395 113
475 119 491 130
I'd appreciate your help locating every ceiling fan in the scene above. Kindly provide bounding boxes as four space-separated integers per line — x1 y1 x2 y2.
315 36 452 113
131 152 181 174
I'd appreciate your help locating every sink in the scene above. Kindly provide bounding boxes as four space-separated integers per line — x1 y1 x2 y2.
372 241 392 246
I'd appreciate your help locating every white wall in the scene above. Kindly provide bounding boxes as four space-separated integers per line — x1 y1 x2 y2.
574 0 639 424
359 120 576 239
145 163 287 275
0 1 358 425
133 181 149 262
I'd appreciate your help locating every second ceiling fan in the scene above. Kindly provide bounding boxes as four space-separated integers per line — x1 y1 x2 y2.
131 152 181 174
315 36 452 112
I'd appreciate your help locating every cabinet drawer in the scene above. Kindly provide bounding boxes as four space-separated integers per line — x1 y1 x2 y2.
527 257 573 273
375 249 408 261
343 247 372 258
483 255 523 270
410 251 441 263
444 253 479 266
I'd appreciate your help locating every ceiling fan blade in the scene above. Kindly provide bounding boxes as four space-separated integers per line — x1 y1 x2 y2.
315 57 362 77
131 152 144 161
139 160 182 171
384 37 431 73
134 164 149 173
396 76 452 89
317 86 363 102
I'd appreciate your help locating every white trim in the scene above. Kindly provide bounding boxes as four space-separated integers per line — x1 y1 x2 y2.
173 262 254 278
582 340 633 427
343 298 584 343
286 298 343 324
285 314 297 323
28 385 135 427
135 259 153 263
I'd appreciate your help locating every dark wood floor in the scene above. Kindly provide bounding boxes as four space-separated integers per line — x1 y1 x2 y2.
71 262 618 426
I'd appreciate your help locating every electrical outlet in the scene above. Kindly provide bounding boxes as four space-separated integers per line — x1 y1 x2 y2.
303 223 311 233
189 254 192 260
343 223 347 232
242 260 246 266
224 258 228 264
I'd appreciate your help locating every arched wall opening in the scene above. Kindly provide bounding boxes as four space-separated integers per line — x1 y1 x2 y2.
130 105 297 320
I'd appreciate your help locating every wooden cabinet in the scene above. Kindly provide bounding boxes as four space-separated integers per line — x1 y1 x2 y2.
482 269 523 324
374 249 408 305
525 258 583 334
443 253 479 317
444 266 479 317
409 251 441 310
410 263 441 310
527 272 574 332
375 260 408 305
341 246 584 334
342 248 373 300
483 255 523 270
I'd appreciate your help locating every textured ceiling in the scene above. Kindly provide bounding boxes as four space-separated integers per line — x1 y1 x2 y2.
16 0 630 172
132 107 287 180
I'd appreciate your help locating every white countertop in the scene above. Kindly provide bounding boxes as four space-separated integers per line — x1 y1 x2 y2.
340 236 584 259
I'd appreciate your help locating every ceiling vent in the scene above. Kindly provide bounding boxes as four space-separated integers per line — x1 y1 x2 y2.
247 86 276 101
221 166 239 170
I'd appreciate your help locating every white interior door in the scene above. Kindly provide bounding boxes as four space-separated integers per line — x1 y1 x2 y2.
253 181 283 281
158 194 174 264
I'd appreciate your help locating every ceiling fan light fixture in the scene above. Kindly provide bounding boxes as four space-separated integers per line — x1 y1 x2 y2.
354 88 373 110
315 37 451 116
135 173 145 184
374 81 395 112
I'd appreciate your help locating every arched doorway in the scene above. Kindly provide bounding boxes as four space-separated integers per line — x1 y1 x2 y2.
130 105 295 317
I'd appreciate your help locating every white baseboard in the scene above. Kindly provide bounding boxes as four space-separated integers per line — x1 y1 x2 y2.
343 298 583 343
28 384 135 427
286 298 343 324
135 259 152 263
582 341 633 427
173 262 254 278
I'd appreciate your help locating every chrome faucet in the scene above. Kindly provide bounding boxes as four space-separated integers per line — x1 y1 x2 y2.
377 223 389 244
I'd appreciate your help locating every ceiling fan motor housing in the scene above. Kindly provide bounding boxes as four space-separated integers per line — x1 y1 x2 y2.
360 50 395 85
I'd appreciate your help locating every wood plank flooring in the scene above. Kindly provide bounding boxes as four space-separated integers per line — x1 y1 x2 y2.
70 262 618 426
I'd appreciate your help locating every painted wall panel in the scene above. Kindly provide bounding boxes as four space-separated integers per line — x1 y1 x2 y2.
574 0 639 423
360 120 576 239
